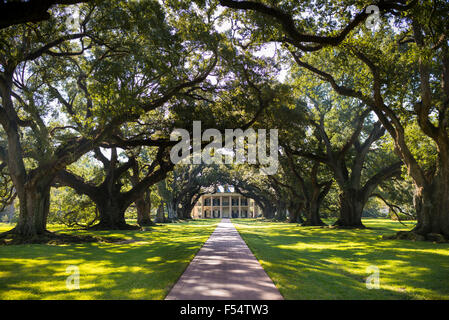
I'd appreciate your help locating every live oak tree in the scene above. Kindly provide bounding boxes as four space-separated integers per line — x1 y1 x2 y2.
156 164 221 221
264 163 304 223
280 1 449 239
283 153 333 226
0 0 218 240
257 90 393 227
175 165 224 220
53 104 179 230
233 163 290 221
260 100 333 225
217 0 445 234
156 178 177 222
284 90 401 228
225 165 277 219
0 4 102 240
268 176 290 221
50 149 162 228
51 0 284 229
55 145 173 229
128 150 158 227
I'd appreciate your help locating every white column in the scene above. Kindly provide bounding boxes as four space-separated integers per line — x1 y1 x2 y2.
201 195 204 218
238 195 241 218
253 200 256 217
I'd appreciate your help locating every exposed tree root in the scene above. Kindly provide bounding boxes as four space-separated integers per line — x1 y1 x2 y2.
0 229 124 245
301 221 328 227
331 222 367 229
383 231 448 243
88 222 141 231
137 219 156 227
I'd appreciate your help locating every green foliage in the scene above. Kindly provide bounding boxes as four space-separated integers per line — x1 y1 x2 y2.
49 187 97 228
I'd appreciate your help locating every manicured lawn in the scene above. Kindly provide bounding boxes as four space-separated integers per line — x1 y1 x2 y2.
232 218 449 300
0 219 219 299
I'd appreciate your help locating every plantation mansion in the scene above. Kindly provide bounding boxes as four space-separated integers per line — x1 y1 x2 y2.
191 187 261 219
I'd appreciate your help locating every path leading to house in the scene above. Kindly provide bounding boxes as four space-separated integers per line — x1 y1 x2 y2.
165 218 283 300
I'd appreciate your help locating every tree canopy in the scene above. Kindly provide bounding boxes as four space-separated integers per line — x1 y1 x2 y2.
1 0 448 243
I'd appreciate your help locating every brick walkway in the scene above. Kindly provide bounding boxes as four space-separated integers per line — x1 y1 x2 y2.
165 219 283 300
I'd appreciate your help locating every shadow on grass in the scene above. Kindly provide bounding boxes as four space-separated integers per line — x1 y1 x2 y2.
232 218 449 300
0 220 219 299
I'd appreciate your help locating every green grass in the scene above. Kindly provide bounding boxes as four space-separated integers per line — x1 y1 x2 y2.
0 219 219 300
232 218 449 300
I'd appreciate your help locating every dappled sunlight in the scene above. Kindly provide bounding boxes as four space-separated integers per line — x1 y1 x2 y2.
0 221 217 299
233 219 449 300
2 218 448 299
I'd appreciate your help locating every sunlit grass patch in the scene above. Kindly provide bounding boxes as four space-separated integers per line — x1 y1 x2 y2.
232 218 449 300
0 219 219 300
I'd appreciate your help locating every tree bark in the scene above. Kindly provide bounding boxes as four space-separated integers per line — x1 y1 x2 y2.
303 199 326 226
90 195 138 230
135 191 154 226
288 210 300 223
179 203 195 219
333 188 365 228
166 201 177 221
262 203 275 219
412 173 449 240
12 182 51 236
302 180 331 226
288 202 304 223
274 201 287 221
155 203 165 223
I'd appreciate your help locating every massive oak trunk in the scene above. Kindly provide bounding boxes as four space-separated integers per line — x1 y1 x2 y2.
166 201 177 221
177 192 202 220
303 196 326 226
90 195 138 230
288 202 304 223
262 203 275 219
135 191 154 226
54 171 139 230
179 201 196 220
285 154 331 226
0 79 53 238
274 201 287 221
333 188 365 228
155 203 166 223
179 207 193 219
302 180 331 226
12 182 51 236
411 172 449 240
